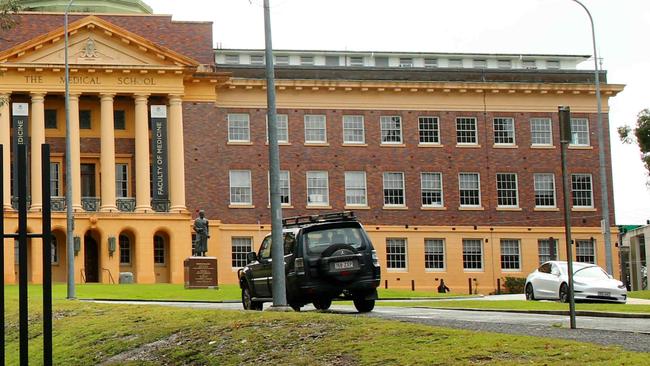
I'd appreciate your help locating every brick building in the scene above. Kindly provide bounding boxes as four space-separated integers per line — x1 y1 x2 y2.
1 5 623 293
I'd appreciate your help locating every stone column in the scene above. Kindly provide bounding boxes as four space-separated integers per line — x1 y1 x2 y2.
30 92 46 211
100 93 117 212
69 94 82 211
168 95 186 212
0 93 11 210
134 94 151 212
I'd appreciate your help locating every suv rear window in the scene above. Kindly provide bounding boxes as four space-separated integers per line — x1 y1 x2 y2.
304 226 365 255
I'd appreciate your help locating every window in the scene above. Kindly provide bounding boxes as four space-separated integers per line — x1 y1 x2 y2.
79 110 91 129
153 235 165 264
304 115 326 143
386 238 407 270
418 116 440 144
448 59 462 67
374 56 388 67
342 115 365 144
250 55 264 65
119 235 131 265
576 239 595 263
547 60 560 69
380 116 402 144
399 57 413 67
497 59 512 69
530 118 552 145
496 173 518 207
523 60 537 69
424 239 445 270
456 117 477 144
45 109 57 129
225 54 239 64
50 162 60 196
473 59 487 68
500 239 521 270
538 238 558 264
493 117 515 145
300 56 314 65
570 118 590 146
275 55 289 65
463 239 483 270
227 114 250 142
266 114 288 143
459 173 481 207
421 172 443 207
232 237 252 268
349 56 364 66
383 172 405 206
115 163 128 198
344 171 367 206
50 236 58 264
534 173 556 207
306 171 329 206
571 174 593 208
268 170 291 205
325 55 340 66
114 110 126 130
229 170 252 205
424 58 438 68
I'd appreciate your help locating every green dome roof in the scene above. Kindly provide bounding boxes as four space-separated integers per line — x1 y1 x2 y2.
20 0 153 14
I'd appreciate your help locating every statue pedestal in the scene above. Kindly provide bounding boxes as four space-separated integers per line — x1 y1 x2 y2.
184 256 218 289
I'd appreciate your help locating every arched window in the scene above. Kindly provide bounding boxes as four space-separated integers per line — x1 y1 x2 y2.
154 235 165 264
119 235 131 265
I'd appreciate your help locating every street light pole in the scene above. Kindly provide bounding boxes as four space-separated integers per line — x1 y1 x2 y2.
64 0 76 299
571 0 613 275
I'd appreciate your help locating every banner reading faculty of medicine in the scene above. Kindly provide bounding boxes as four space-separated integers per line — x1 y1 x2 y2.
12 103 29 199
150 105 169 211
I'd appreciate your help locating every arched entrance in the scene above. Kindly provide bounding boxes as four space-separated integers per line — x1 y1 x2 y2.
51 230 67 282
153 232 170 283
84 231 100 283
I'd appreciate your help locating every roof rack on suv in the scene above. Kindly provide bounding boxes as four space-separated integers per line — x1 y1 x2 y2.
282 211 357 228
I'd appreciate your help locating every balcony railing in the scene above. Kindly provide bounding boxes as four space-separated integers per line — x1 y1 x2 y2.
81 197 100 212
51 197 66 211
116 197 136 212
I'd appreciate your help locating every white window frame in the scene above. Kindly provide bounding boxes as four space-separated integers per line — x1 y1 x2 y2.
115 163 129 198
418 116 440 145
399 57 413 67
342 115 365 144
227 113 250 142
462 239 483 271
538 238 558 265
268 170 291 206
231 237 253 268
493 117 515 145
534 173 556 208
119 234 131 265
383 172 405 207
571 174 594 208
496 173 519 208
275 55 289 65
300 55 314 65
530 118 553 146
50 162 60 197
344 171 367 206
304 115 327 143
421 172 443 208
500 239 521 271
456 117 478 145
575 239 596 263
570 118 590 146
380 116 403 144
306 171 329 206
459 172 481 207
266 114 289 143
229 170 252 205
424 239 445 271
386 238 407 271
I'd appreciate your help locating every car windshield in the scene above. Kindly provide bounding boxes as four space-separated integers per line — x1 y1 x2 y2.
574 266 610 280
304 226 365 255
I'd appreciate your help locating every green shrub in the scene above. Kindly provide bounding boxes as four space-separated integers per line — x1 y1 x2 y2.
502 276 526 294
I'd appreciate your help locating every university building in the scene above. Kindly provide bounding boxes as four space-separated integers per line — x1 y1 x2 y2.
1 1 623 293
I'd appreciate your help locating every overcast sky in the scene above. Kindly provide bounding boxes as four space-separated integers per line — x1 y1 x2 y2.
148 0 650 225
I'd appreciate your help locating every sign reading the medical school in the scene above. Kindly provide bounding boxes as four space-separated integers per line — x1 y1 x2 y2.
150 105 169 211
12 103 29 198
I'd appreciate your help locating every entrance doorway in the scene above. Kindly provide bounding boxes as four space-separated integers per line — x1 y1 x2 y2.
84 232 99 283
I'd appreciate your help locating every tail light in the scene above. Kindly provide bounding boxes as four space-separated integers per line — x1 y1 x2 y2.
295 257 305 275
371 250 380 267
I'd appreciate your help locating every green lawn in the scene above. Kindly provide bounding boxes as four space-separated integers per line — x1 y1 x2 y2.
382 299 650 313
629 290 650 299
2 295 648 365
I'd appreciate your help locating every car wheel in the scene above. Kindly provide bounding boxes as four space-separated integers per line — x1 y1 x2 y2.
559 283 569 303
353 297 375 313
242 285 262 311
525 283 535 301
313 298 332 310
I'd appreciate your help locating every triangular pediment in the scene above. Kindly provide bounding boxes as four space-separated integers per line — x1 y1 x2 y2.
0 16 199 68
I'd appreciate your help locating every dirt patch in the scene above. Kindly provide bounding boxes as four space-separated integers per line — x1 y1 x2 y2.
99 333 182 365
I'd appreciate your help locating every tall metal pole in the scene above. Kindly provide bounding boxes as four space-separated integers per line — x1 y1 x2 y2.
263 0 287 308
571 0 613 275
64 0 76 299
559 106 577 329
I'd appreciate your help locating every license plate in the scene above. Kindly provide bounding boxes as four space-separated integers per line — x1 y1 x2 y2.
333 261 355 270
598 291 611 297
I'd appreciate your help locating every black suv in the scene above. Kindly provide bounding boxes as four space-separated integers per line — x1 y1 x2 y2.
238 212 381 312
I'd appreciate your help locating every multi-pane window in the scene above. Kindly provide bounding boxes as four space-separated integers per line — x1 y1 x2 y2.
493 118 515 144
300 56 314 65
571 174 593 208
304 115 327 143
79 110 91 129
115 163 128 198
306 171 329 206
538 238 558 264
250 55 264 65
448 59 463 67
456 117 477 144
153 235 165 264
496 173 518 207
380 116 402 144
269 171 291 205
349 56 364 66
418 116 440 144
342 115 365 144
225 54 239 64
534 173 556 207
45 109 57 129
570 118 590 146
383 172 405 206
463 239 483 270
232 237 252 268
229 170 252 205
576 239 595 263
530 118 552 145
344 171 367 206
275 55 289 65
497 59 512 69
386 238 407 270
227 114 250 142
473 59 487 68
424 58 438 68
114 110 126 130
500 239 521 270
421 172 443 207
547 60 560 69
399 57 413 67
50 162 60 196
266 114 289 143
523 60 537 69
119 235 131 265
459 173 481 207
424 239 445 270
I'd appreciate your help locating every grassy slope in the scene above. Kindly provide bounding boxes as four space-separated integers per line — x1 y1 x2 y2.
629 290 650 299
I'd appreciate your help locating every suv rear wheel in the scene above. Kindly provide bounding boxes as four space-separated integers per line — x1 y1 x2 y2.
313 298 332 310
242 285 263 311
353 297 375 313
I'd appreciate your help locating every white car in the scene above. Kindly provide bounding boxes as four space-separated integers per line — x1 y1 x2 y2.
525 261 627 304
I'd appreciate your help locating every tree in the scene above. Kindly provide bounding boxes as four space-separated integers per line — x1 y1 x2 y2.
618 109 650 176
0 0 20 32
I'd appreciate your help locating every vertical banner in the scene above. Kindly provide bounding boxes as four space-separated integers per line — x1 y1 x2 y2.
12 103 29 202
150 105 169 211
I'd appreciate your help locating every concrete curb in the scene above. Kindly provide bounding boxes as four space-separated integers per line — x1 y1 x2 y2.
417 306 650 319
81 298 242 304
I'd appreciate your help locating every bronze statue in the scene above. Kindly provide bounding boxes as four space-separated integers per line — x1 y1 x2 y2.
193 210 209 256
437 279 450 293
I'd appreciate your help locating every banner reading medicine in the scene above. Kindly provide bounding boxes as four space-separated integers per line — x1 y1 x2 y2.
12 103 29 199
150 105 169 211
